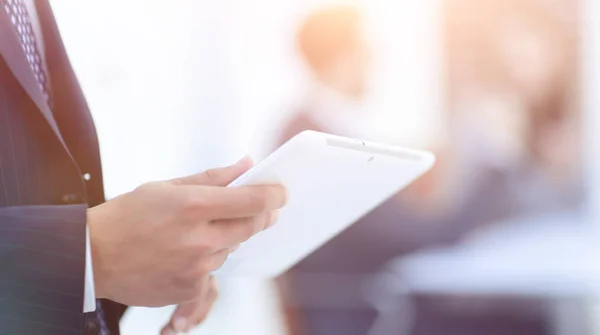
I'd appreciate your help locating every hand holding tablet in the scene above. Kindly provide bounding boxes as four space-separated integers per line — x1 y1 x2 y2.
215 131 435 277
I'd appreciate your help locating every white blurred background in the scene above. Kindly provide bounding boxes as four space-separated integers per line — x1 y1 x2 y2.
51 0 441 197
48 0 600 334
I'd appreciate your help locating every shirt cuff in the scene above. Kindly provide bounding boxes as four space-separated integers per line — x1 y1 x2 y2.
84 226 97 313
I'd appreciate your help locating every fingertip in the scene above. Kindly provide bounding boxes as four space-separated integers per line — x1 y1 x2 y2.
278 185 290 208
173 317 188 333
266 210 280 229
265 184 289 210
210 276 219 299
161 325 176 335
235 156 254 169
283 186 290 204
209 276 218 288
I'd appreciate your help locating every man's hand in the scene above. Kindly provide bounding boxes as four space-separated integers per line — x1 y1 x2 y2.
88 157 287 307
160 276 219 335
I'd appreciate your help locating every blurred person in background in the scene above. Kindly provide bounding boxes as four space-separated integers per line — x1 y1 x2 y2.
441 0 582 218
275 1 583 334
276 5 372 145
409 0 584 333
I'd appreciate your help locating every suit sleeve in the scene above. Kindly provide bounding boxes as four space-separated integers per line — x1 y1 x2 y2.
0 205 87 335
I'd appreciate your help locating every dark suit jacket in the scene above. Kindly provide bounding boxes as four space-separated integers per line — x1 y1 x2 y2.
0 1 124 334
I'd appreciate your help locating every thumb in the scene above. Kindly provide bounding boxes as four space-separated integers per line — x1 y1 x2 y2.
160 277 219 335
170 156 253 186
161 302 198 335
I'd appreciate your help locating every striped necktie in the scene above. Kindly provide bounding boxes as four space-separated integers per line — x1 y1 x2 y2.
2 0 51 104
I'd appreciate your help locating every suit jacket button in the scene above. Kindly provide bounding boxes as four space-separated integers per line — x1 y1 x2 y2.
61 193 82 204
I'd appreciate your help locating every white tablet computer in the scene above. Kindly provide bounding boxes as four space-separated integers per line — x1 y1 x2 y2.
215 131 435 278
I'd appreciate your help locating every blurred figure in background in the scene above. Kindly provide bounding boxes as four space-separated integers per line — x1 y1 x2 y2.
408 1 584 333
275 0 584 335
441 0 582 218
277 5 372 146
406 2 584 333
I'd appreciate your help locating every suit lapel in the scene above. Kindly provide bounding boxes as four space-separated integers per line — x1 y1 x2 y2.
0 3 68 150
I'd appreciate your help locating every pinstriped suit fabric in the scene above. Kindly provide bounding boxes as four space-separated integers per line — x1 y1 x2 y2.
0 25 87 335
0 206 86 335
0 0 125 333
0 57 80 208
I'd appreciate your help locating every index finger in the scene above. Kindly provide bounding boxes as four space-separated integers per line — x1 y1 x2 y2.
188 184 288 219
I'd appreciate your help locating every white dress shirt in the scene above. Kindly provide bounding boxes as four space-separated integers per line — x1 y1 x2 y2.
23 0 96 313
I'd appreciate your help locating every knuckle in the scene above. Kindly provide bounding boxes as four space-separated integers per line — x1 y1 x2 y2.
181 193 210 215
180 262 210 285
204 168 219 182
195 260 213 277
209 250 229 270
175 270 197 290
189 238 215 254
250 187 271 211
183 195 202 211
133 182 149 193
192 277 208 293
236 218 258 241
134 181 160 194
184 227 213 251
191 228 222 252
172 273 187 288
200 239 219 253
